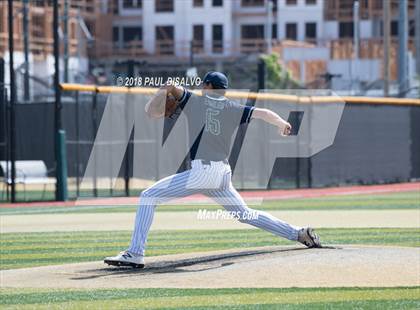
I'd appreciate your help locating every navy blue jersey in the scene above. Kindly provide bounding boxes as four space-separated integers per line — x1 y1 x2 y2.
172 89 254 161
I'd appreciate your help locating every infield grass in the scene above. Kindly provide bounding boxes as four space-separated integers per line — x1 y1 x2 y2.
1 228 419 270
0 287 419 309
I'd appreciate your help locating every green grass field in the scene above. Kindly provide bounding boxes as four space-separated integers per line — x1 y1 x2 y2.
1 191 419 309
0 191 418 215
1 287 419 309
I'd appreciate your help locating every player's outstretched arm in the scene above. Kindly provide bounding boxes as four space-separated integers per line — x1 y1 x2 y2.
252 108 292 136
145 85 184 118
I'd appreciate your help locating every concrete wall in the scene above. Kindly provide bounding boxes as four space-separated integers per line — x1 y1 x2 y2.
322 21 338 39
327 59 381 82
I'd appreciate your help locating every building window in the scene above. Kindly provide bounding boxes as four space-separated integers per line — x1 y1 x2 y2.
112 0 119 14
386 21 414 37
409 20 414 37
123 27 142 42
361 0 370 10
241 24 265 53
271 0 277 11
193 0 204 7
32 15 45 38
339 21 354 38
339 0 353 10
241 0 264 6
193 25 204 52
112 26 119 43
286 0 297 5
305 0 316 5
212 24 223 53
85 21 95 35
241 25 264 39
285 23 297 40
123 0 142 8
305 22 317 40
272 23 277 39
155 0 174 12
33 0 45 7
212 0 223 7
156 26 174 55
379 20 415 37
391 21 399 36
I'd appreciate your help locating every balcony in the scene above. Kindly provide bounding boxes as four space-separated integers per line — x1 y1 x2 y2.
212 40 224 54
89 40 145 58
155 0 174 12
234 0 277 14
82 38 282 60
240 39 266 54
155 40 175 55
191 40 205 54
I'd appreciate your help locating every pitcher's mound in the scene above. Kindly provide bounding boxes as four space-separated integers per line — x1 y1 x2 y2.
2 245 419 289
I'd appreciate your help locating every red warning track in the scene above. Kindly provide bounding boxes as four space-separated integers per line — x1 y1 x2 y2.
1 182 418 209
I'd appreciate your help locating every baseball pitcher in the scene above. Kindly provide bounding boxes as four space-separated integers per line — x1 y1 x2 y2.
105 71 321 268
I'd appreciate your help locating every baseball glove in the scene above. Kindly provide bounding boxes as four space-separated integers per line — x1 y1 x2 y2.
165 94 180 118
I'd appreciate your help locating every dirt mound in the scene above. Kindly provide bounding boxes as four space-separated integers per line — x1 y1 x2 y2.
1 245 419 289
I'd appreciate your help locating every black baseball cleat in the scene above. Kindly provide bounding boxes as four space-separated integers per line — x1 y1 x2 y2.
104 251 145 268
298 227 322 248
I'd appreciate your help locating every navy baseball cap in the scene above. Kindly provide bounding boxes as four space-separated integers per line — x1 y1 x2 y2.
203 71 228 89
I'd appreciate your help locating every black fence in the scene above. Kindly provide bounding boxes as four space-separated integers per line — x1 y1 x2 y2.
0 93 419 202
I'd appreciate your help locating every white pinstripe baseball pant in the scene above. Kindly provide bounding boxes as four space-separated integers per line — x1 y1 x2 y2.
128 160 301 255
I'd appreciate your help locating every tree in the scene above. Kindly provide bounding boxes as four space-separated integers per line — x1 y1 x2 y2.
260 53 301 89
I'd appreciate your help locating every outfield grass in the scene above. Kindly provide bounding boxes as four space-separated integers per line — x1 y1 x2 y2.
0 191 418 215
1 228 419 270
0 287 419 309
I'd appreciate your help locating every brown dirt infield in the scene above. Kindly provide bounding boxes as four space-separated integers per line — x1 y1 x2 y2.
1 245 419 289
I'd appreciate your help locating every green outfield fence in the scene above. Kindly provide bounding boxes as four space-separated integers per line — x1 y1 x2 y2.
0 83 419 202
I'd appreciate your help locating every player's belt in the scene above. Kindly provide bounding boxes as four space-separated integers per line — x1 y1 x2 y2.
199 159 228 165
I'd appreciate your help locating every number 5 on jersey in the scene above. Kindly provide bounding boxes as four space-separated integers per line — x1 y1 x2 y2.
205 108 221 135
